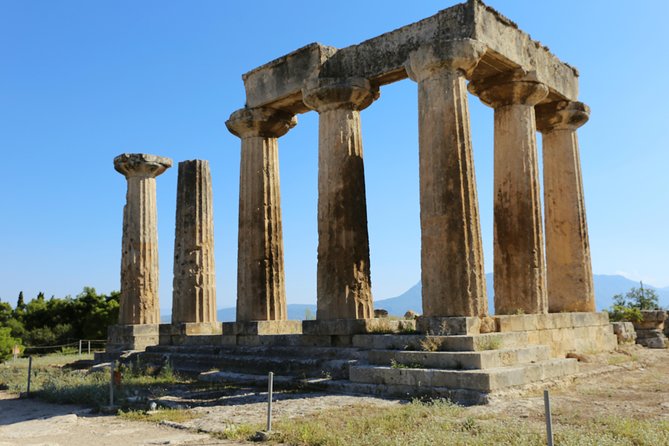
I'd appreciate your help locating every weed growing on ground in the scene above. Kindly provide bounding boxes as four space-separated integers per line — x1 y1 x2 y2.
118 408 196 424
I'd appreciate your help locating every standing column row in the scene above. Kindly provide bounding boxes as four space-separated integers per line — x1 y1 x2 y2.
303 77 377 320
172 159 218 325
226 108 296 322
405 39 488 318
114 153 173 325
470 69 549 315
537 101 595 313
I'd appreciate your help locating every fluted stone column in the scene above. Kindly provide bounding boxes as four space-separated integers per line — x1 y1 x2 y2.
469 70 549 315
226 107 296 322
114 153 172 325
172 160 218 324
302 77 377 320
405 39 488 318
536 101 595 312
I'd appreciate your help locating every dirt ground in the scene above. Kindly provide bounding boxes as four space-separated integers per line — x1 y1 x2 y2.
0 346 667 445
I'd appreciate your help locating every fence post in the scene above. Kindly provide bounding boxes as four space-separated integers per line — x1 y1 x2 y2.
109 360 115 407
87 340 91 355
266 372 274 432
544 389 554 446
78 339 82 357
26 356 33 397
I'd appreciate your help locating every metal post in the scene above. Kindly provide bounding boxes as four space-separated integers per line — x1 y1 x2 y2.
266 372 274 432
109 360 115 407
544 389 554 446
87 340 91 355
26 356 33 396
78 339 82 357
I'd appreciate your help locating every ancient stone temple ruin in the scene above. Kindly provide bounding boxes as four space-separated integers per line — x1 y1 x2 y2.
106 0 618 404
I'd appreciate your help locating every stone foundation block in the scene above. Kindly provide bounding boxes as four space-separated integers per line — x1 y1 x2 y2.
302 319 415 336
107 324 159 352
221 320 302 336
416 316 481 335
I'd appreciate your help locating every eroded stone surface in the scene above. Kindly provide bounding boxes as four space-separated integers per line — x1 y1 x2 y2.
114 153 172 325
172 160 217 325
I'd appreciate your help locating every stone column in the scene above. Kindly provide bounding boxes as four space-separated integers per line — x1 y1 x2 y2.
114 153 172 325
302 77 377 320
172 160 218 324
469 70 549 315
536 101 595 312
226 107 296 322
405 39 488 318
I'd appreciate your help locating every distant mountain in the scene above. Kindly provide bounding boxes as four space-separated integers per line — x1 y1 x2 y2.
373 274 669 315
161 274 669 322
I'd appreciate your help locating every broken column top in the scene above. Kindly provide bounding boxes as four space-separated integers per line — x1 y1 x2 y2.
114 153 173 177
240 0 579 114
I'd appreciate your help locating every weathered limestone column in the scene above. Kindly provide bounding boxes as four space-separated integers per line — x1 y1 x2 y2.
114 153 172 325
536 101 595 312
172 160 218 324
302 77 377 320
405 39 488 318
226 108 296 322
469 70 549 315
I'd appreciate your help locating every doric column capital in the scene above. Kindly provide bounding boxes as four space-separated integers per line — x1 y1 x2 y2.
302 77 379 112
226 107 297 139
114 153 172 178
468 69 548 108
405 39 486 83
536 100 590 133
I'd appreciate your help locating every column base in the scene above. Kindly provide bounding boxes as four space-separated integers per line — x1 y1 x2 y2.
302 319 416 336
106 324 159 352
221 320 302 336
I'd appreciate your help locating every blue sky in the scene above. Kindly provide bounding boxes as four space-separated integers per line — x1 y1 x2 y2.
1 0 668 313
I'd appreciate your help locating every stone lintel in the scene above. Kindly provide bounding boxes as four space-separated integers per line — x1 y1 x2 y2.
302 319 415 336
221 320 303 336
107 324 159 352
243 43 338 114
242 0 577 110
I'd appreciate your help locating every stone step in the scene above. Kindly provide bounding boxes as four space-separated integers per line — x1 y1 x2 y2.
368 345 550 370
349 358 579 392
145 344 366 361
140 350 358 379
352 332 530 352
305 378 489 406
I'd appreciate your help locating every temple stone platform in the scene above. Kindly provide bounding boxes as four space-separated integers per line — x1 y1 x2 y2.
127 312 616 405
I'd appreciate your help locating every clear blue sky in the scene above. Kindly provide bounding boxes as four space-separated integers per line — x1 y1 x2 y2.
1 1 668 313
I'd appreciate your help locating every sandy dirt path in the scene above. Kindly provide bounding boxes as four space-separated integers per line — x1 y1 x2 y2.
0 392 244 446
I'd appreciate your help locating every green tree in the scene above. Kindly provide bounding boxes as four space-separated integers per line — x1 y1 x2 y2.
0 300 12 325
14 291 26 319
0 327 20 362
612 282 660 311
